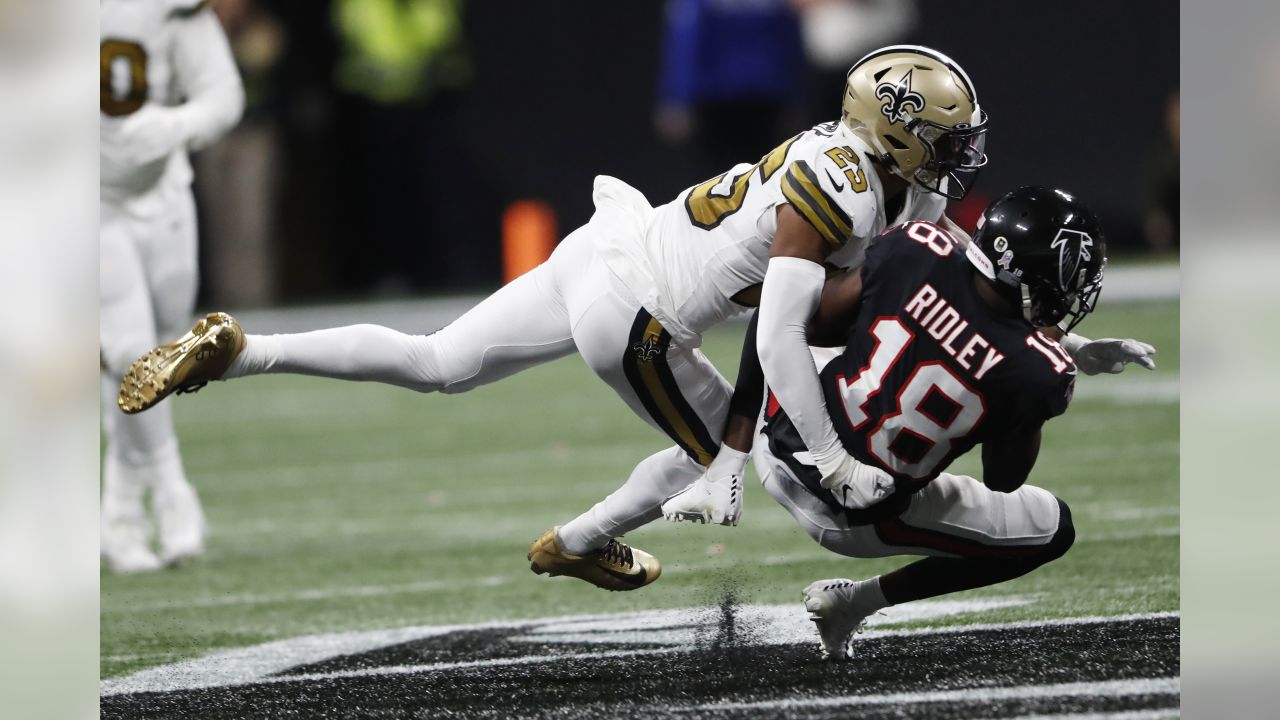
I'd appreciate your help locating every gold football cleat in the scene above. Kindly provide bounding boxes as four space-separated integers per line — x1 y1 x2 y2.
117 312 245 414
528 527 661 592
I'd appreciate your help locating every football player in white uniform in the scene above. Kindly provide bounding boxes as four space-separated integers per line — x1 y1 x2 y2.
116 46 1151 588
101 0 244 572
658 47 1156 525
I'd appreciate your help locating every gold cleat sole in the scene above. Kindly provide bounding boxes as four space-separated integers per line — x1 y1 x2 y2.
117 312 245 414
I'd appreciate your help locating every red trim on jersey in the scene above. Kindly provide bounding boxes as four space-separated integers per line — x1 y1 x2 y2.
765 390 781 420
865 360 987 481
835 316 915 432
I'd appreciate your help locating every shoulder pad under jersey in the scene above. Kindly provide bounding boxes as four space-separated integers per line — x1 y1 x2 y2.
780 134 879 250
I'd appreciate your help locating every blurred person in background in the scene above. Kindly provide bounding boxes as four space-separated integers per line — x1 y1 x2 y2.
100 0 244 573
195 0 285 307
792 0 917 125
655 0 805 171
331 0 475 293
1142 91 1178 252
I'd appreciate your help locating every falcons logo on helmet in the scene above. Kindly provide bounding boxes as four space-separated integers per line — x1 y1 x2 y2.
1050 228 1095 290
876 69 926 124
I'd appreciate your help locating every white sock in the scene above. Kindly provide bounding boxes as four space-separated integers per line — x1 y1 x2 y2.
100 452 149 538
224 327 440 392
854 577 890 614
145 445 206 557
557 446 704 555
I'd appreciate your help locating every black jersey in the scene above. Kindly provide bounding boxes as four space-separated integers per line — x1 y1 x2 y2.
817 221 1076 487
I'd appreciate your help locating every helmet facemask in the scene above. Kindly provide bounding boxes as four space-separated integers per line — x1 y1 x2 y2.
840 46 987 200
1015 260 1105 333
909 109 989 201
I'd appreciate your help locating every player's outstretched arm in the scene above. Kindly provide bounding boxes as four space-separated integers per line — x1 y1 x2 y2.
1060 333 1157 375
756 206 888 508
756 204 840 471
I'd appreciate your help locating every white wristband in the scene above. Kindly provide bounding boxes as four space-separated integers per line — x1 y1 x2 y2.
708 445 749 477
1060 332 1089 356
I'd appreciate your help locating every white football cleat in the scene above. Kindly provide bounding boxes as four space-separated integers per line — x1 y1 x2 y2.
661 473 742 526
803 578 876 660
102 524 163 574
155 479 207 566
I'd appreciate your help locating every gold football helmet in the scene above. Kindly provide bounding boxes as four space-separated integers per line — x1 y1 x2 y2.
841 45 988 199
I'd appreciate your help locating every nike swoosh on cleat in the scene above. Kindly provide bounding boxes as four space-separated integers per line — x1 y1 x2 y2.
602 565 647 586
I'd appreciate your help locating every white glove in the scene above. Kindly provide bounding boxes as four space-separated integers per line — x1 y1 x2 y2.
661 446 747 526
1061 334 1157 375
815 450 895 511
102 104 191 170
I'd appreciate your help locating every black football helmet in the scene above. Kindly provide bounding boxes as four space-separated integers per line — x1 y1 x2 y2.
965 186 1105 332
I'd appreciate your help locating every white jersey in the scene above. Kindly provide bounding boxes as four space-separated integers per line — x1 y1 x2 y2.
595 121 946 346
100 0 240 200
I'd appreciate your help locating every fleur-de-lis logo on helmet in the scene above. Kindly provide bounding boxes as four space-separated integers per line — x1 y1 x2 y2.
875 68 927 124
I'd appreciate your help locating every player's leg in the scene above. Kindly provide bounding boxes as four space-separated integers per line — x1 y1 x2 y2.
868 472 1075 604
803 474 1073 658
754 437 1074 658
533 263 732 589
138 187 206 564
133 229 587 404
100 208 167 573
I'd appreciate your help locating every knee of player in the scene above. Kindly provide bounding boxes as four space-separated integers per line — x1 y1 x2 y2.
1040 498 1076 563
405 332 457 394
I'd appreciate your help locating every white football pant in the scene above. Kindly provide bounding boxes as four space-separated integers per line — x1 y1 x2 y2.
752 432 1062 559
101 184 205 570
227 221 734 553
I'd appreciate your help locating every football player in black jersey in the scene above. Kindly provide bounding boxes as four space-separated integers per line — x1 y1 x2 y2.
713 187 1103 660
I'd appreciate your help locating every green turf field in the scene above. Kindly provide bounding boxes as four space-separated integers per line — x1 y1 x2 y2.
100 298 1179 680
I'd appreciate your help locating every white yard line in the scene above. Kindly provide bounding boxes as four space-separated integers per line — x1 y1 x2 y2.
1078 503 1180 522
1079 526 1179 542
996 710 1179 720
108 575 508 613
1071 376 1179 404
695 676 1180 712
275 647 681 685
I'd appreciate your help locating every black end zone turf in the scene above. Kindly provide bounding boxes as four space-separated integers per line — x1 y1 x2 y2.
102 615 1178 719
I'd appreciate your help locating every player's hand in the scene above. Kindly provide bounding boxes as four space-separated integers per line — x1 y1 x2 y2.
1066 336 1157 375
661 472 742 526
104 104 191 168
816 451 895 511
661 446 748 526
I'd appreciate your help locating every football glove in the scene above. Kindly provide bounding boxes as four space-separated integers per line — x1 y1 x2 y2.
662 446 747 526
815 450 895 511
1062 334 1157 375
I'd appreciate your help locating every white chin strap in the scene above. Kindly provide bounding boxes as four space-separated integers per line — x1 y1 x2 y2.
1020 284 1036 325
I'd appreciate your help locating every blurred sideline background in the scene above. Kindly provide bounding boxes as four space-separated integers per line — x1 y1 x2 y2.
196 0 1178 310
